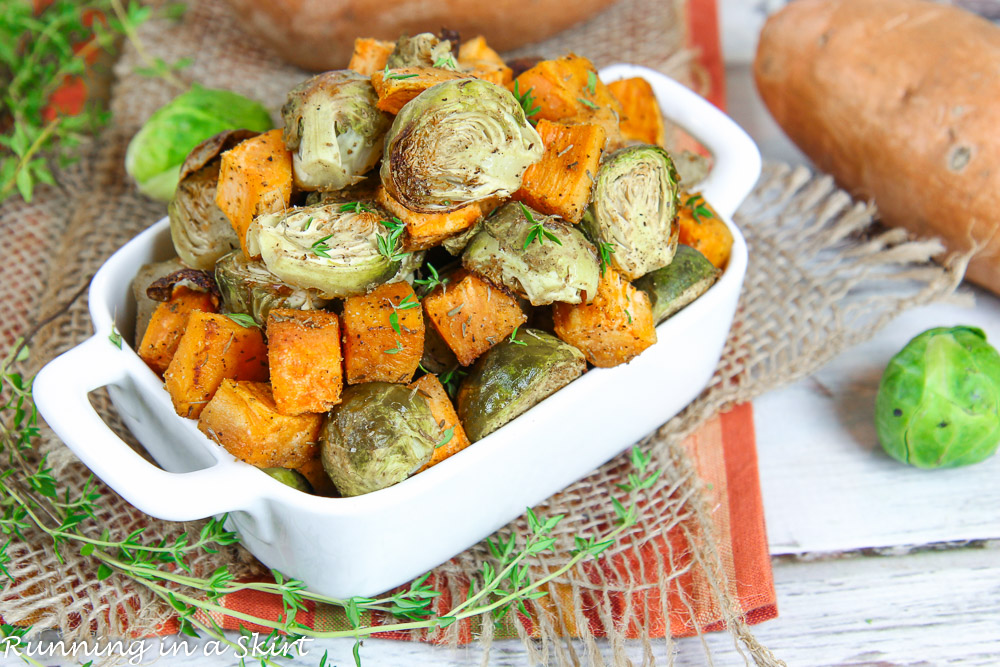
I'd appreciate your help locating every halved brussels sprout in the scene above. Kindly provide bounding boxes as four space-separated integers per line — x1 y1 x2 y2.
380 79 543 213
261 467 313 493
386 33 458 69
583 145 681 280
457 329 586 441
389 250 426 286
215 250 329 326
168 130 257 270
281 70 391 192
321 382 438 496
634 245 720 324
462 202 600 305
132 258 185 345
247 203 402 299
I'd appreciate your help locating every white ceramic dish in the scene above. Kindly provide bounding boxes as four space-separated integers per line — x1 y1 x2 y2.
34 65 760 598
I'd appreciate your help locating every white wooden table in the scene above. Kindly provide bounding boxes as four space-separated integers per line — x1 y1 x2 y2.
30 6 998 666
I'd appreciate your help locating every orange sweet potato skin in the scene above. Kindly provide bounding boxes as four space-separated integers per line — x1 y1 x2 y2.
423 271 526 366
138 288 218 376
215 129 293 258
553 268 656 368
408 374 471 471
607 77 665 146
513 120 605 223
163 312 269 419
755 0 1000 293
266 308 343 415
341 282 424 384
198 380 322 468
347 37 394 75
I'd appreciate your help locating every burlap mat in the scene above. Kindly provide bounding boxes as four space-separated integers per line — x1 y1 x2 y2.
0 1 969 664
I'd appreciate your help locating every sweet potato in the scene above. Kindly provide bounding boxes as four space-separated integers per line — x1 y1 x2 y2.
342 282 424 384
458 36 506 68
215 129 293 258
464 61 514 88
511 54 623 147
677 192 733 269
607 77 665 146
370 67 470 114
266 308 343 415
755 0 1000 294
409 374 471 471
552 267 656 368
513 120 606 223
163 311 269 419
423 270 527 366
138 287 218 376
296 457 338 497
198 380 322 468
375 186 482 251
347 37 394 75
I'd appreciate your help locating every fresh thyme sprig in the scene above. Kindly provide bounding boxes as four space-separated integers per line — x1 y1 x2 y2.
512 81 540 124
376 217 408 263
310 234 334 259
685 193 715 224
598 241 616 276
384 293 419 355
432 54 457 69
0 324 657 666
413 263 448 297
226 313 259 329
382 65 418 81
521 203 562 249
338 201 374 214
509 325 527 346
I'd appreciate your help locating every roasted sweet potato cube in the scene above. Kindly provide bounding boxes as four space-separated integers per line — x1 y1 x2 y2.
347 37 394 76
370 67 470 114
375 186 482 251
423 271 527 366
139 287 218 376
342 282 424 384
552 268 657 368
677 192 733 269
198 380 322 468
513 120 606 223
163 311 269 419
511 54 623 146
608 77 665 146
458 36 506 68
409 374 471 471
215 129 293 258
464 61 513 87
296 457 338 497
266 308 343 415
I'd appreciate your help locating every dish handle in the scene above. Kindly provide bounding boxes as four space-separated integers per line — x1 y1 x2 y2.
33 335 263 522
598 64 763 220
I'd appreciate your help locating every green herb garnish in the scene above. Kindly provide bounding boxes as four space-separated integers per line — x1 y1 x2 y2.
433 55 457 69
577 97 599 110
436 426 455 449
383 65 418 81
108 324 123 349
339 201 374 214
311 234 334 258
685 194 715 224
376 217 408 262
413 263 449 296
226 313 258 328
509 325 527 346
521 203 562 248
598 241 616 276
512 80 541 123
586 70 597 95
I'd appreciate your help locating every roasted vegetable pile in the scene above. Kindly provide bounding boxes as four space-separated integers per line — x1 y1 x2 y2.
131 33 734 497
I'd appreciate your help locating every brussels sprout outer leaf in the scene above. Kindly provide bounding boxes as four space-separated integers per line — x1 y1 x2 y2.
125 86 273 202
457 329 586 442
215 250 329 326
321 383 438 496
876 326 1000 468
634 245 720 324
261 468 314 493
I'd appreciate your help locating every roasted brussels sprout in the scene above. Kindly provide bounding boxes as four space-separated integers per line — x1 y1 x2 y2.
441 219 483 256
281 70 391 192
168 130 258 270
380 79 543 213
261 467 313 493
125 86 272 201
634 245 720 324
671 150 711 189
462 202 600 305
389 250 426 285
583 145 681 280
321 382 438 496
457 329 586 441
132 258 185 345
876 326 1000 469
247 203 402 298
215 250 329 326
386 33 458 69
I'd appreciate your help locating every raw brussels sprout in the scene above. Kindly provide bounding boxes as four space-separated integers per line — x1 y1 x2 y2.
321 382 438 496
386 33 458 69
247 204 402 298
634 245 720 324
380 79 543 213
462 202 600 305
132 258 185 345
281 70 391 192
457 329 586 441
215 250 329 326
261 467 313 493
168 130 258 270
583 145 681 280
125 86 272 201
876 326 1000 469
